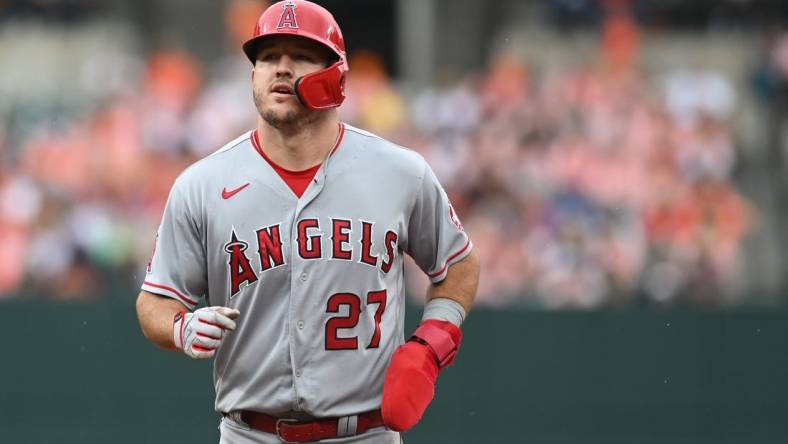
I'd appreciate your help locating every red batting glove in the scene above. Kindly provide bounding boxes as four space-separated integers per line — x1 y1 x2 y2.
381 319 462 431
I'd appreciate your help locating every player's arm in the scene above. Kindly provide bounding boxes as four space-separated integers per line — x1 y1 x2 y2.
382 161 479 431
136 290 240 359
381 252 479 432
137 180 239 360
425 248 479 313
136 290 185 351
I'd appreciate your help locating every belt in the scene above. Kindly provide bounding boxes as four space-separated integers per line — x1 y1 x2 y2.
228 409 384 443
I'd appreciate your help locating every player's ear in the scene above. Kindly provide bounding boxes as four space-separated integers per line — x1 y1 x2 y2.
251 69 255 81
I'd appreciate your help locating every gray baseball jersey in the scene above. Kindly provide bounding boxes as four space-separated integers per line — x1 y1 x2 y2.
142 123 472 417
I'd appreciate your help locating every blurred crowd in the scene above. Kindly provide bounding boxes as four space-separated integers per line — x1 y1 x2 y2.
0 3 759 308
401 56 750 308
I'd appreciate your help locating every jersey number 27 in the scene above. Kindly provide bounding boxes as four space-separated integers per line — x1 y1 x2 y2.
325 290 387 350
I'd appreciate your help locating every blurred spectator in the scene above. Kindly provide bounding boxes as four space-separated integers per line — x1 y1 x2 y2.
664 68 736 129
600 0 640 75
340 50 407 138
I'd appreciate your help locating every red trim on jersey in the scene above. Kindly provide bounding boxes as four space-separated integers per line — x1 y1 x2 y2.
329 122 345 156
143 281 198 306
427 238 472 278
251 124 345 198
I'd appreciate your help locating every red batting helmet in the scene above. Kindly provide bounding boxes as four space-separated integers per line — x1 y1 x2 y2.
242 0 348 110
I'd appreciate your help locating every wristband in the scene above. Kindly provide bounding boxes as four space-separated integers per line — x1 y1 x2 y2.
421 298 466 327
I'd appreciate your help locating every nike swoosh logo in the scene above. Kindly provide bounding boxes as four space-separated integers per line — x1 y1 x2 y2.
221 183 250 200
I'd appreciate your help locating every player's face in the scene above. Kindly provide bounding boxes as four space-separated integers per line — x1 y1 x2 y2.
252 36 334 128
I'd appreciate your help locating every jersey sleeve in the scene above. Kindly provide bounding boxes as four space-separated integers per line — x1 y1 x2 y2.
406 161 473 283
141 178 206 310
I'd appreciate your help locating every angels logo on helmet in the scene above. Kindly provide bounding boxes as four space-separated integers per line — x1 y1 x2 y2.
277 1 299 29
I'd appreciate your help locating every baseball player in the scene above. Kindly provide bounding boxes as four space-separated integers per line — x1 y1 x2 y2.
135 1 479 442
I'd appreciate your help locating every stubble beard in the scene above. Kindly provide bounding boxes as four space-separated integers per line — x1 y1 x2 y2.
253 87 320 130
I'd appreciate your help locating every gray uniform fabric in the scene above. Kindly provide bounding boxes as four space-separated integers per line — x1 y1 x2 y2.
142 123 470 440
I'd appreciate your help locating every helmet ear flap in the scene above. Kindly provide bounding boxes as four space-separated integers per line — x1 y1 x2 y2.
294 60 347 110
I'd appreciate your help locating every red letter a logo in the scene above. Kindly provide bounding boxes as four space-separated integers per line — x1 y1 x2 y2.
277 1 299 29
225 231 258 297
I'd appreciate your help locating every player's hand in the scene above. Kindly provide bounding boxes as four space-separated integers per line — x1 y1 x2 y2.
173 306 241 359
381 320 462 431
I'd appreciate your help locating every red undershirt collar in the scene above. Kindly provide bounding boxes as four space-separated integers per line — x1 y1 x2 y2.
251 123 345 198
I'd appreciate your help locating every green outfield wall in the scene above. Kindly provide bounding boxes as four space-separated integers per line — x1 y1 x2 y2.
0 300 786 443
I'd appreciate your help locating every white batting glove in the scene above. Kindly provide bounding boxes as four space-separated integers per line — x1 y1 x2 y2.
173 306 241 359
